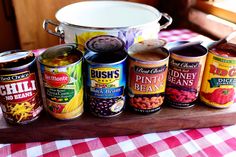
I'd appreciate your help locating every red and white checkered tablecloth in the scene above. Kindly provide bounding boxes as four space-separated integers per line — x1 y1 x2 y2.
1 29 236 157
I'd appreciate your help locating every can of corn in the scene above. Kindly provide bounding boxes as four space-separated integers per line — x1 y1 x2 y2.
39 44 84 120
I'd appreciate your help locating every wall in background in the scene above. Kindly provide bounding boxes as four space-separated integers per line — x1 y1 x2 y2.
0 0 19 52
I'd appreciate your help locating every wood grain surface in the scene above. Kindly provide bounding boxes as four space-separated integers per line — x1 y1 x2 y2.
0 102 236 143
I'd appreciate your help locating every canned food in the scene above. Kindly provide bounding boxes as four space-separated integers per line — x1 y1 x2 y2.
166 44 207 108
39 44 84 120
200 43 236 108
127 39 169 113
84 35 127 117
0 50 42 124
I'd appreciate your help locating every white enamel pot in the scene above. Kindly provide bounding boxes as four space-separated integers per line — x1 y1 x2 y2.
43 1 172 51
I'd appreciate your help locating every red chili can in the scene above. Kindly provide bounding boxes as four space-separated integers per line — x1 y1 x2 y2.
166 44 207 108
0 50 42 124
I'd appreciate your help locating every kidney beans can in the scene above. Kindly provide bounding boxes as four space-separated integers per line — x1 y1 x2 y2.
127 39 169 113
84 35 127 117
0 50 43 125
166 44 207 108
39 44 84 120
200 43 236 108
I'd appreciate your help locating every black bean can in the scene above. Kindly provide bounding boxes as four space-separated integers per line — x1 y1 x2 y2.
84 35 127 117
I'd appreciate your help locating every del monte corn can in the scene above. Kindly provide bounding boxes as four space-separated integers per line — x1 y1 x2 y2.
85 35 127 117
39 44 84 120
200 43 236 108
0 50 42 125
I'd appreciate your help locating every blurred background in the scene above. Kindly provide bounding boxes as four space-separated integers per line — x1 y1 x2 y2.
0 0 235 51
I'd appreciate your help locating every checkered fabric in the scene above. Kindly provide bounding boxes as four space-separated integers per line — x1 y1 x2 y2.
1 29 236 157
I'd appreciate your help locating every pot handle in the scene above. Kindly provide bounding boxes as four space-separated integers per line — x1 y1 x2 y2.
43 19 64 38
160 13 173 30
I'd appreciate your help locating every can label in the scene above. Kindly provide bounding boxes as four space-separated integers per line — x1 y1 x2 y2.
128 60 168 113
200 52 236 108
0 71 42 124
41 62 83 119
86 64 126 117
166 56 203 108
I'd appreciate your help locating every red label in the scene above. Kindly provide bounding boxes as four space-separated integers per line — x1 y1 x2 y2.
0 72 37 103
166 59 201 104
167 59 200 89
44 71 69 88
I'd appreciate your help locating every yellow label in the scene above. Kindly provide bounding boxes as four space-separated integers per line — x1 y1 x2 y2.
90 68 120 84
200 52 236 107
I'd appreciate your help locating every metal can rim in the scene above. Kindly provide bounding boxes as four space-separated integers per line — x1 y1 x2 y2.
170 44 208 59
128 46 170 64
38 43 83 68
0 50 36 71
85 35 125 54
209 49 236 59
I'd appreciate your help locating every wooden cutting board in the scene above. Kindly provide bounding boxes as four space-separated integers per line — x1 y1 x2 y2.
0 102 236 143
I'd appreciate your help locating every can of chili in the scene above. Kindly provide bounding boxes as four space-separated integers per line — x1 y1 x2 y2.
84 35 127 117
39 44 84 120
0 50 43 125
127 39 169 113
200 43 236 108
166 44 207 108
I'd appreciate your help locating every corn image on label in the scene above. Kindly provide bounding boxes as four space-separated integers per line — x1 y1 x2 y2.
40 62 83 119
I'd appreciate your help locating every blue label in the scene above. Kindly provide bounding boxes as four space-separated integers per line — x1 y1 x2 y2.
86 59 126 99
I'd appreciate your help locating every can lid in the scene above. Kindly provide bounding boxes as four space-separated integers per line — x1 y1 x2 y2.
39 43 83 67
86 35 125 53
0 50 34 69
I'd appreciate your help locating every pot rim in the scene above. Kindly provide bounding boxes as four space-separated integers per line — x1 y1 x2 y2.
56 1 162 30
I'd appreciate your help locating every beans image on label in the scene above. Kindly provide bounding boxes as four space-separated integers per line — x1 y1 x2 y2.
166 87 197 103
130 95 164 110
89 96 125 117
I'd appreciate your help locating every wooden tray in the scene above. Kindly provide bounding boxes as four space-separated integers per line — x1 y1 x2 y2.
1 102 236 143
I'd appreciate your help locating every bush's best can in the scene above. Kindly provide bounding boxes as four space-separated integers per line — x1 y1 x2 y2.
200 43 236 108
39 44 84 120
166 44 207 108
0 50 42 124
127 40 169 113
85 35 127 117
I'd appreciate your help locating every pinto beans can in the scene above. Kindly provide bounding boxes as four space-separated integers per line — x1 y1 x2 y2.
0 50 42 124
166 44 207 108
127 39 169 113
85 35 127 117
200 43 236 108
39 44 84 120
